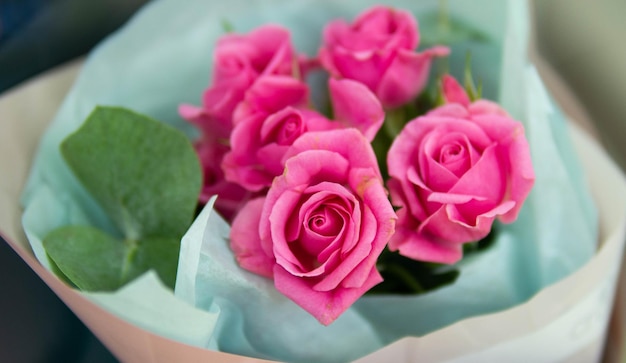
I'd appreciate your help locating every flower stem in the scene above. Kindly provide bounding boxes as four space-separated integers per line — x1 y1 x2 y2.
383 107 406 139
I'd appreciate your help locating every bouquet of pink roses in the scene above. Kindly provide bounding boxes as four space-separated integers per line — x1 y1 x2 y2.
14 0 619 362
174 4 534 326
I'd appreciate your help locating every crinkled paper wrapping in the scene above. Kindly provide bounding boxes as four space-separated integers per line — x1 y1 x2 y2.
1 0 624 362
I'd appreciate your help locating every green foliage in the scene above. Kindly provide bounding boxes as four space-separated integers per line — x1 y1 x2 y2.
43 107 202 291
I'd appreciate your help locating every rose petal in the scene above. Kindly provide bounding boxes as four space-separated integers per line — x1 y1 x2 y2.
260 107 306 146
427 103 470 118
442 74 471 107
337 205 378 289
500 133 534 223
233 75 309 123
222 114 274 191
273 264 383 326
257 143 290 177
388 178 428 224
471 115 535 222
419 203 493 244
468 100 510 117
449 145 504 204
427 192 487 204
269 188 305 256
420 131 462 191
329 78 384 141
286 129 380 177
230 197 274 277
204 78 250 121
321 45 385 90
389 226 463 264
376 46 450 108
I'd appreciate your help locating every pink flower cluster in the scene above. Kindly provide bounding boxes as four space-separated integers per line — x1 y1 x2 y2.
180 6 534 325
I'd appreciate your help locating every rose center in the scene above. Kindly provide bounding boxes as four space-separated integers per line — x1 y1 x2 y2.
308 206 342 236
279 117 301 144
299 204 345 257
439 143 463 163
262 110 305 146
429 131 477 178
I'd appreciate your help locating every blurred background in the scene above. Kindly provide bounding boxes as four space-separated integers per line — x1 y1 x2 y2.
533 0 626 171
0 0 624 361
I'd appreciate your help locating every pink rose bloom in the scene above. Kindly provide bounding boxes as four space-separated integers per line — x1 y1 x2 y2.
230 129 396 325
213 24 299 85
221 75 311 191
231 75 310 127
223 76 384 192
179 25 306 214
180 24 304 139
319 5 449 108
386 76 535 264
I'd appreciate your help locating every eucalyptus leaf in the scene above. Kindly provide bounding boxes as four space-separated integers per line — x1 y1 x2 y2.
133 237 182 288
48 255 77 288
44 106 202 291
44 226 131 291
60 106 202 239
45 226 183 291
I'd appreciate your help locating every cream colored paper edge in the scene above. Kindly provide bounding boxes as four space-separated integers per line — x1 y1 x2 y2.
1 60 625 363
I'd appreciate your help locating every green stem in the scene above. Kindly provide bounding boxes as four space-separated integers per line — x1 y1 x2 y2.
383 107 406 139
464 52 482 101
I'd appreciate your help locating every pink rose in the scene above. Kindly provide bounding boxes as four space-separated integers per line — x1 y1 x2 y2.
213 24 298 85
221 75 311 191
387 77 535 264
179 24 304 139
179 25 306 213
231 75 310 126
319 5 449 108
223 76 384 191
230 129 396 325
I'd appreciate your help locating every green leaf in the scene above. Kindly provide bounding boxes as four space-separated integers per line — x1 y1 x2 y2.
44 226 131 291
45 106 202 291
133 237 181 289
418 11 489 47
47 253 77 288
60 106 201 239
44 227 182 291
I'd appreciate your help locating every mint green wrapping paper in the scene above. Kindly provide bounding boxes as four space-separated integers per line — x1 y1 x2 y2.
20 0 597 362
